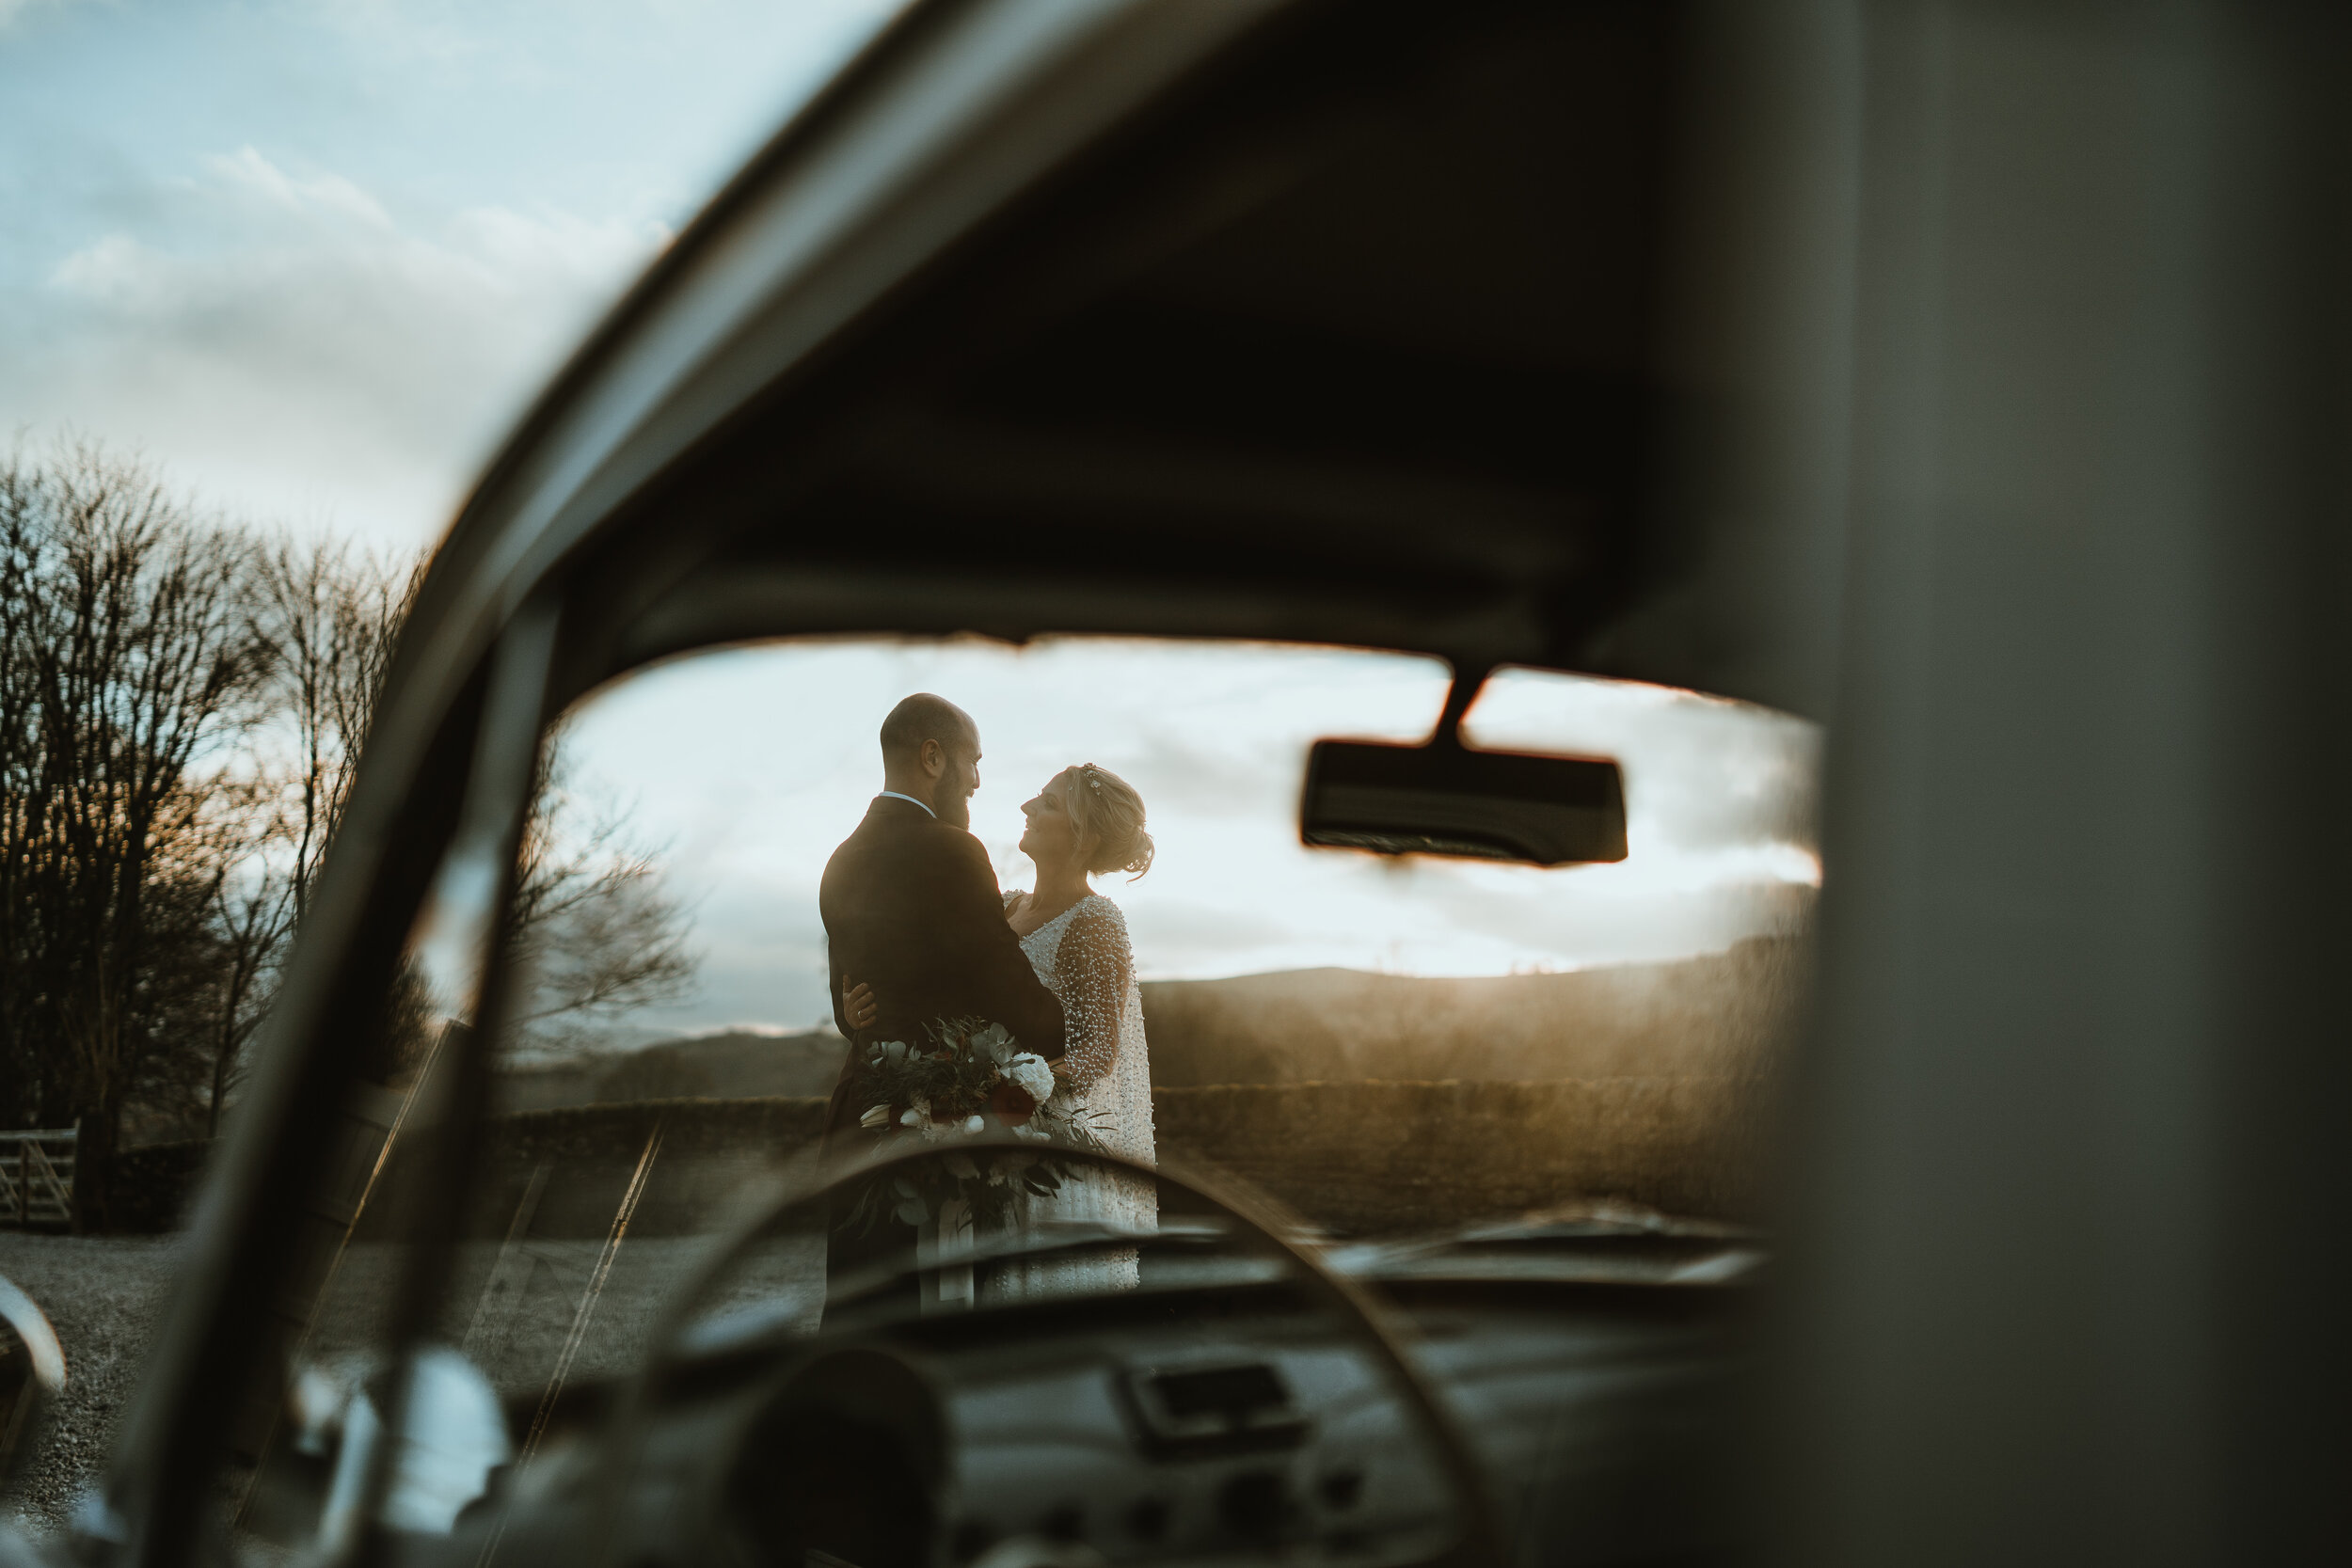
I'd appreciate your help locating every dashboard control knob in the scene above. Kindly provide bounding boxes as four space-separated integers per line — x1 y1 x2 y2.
1218 1471 1290 1543
1124 1497 1170 1541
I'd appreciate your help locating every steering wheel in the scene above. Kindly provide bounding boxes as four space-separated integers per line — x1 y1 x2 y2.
578 1135 1506 1568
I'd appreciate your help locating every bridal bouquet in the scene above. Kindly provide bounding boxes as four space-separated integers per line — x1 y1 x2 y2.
839 1016 1107 1234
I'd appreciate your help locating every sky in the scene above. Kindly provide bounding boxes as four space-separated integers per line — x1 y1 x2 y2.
3 0 1821 1045
0 0 898 540
554 641 1821 1040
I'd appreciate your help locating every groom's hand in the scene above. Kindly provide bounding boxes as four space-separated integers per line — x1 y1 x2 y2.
842 978 880 1033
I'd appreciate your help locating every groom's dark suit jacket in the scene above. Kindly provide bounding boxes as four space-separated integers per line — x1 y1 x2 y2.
818 795 1065 1133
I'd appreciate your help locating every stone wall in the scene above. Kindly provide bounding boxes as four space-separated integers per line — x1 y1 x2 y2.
1155 1079 1757 1231
438 1096 832 1241
105 1077 1765 1240
442 1080 1760 1238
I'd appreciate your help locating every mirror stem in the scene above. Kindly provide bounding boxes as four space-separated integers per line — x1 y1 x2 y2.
1431 662 1493 752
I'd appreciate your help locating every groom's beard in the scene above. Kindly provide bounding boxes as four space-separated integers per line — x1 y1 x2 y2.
936 773 974 829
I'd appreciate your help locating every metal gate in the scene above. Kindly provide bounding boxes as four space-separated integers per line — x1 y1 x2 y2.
0 1128 76 1227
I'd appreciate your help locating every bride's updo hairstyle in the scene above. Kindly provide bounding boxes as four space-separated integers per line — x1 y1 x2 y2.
1061 763 1154 879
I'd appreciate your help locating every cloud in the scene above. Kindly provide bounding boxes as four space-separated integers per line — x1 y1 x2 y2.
11 147 666 540
1465 669 1822 856
196 145 394 229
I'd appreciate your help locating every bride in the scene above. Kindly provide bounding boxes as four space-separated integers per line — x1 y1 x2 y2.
843 762 1158 1294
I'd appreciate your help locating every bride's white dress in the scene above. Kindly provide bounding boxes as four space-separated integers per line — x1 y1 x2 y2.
984 890 1158 1299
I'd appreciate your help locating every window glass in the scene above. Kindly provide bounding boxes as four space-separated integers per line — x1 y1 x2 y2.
231 636 1818 1551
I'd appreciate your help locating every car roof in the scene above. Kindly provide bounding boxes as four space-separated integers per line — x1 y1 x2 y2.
388 0 1710 743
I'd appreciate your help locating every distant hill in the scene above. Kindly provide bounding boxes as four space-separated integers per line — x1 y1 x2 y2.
1137 936 1807 1085
497 1028 850 1112
494 935 1807 1110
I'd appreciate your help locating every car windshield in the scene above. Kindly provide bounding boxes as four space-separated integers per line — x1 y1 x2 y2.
274 635 1814 1419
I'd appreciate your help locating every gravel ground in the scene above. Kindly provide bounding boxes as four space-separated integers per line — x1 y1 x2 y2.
0 1230 187 1543
0 1227 823 1548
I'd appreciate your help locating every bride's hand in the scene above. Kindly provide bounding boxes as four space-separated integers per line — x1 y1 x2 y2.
842 978 880 1032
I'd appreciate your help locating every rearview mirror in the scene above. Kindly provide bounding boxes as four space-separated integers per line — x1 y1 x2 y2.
1300 738 1627 866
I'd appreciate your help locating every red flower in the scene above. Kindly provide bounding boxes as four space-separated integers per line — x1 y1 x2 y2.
988 1081 1038 1126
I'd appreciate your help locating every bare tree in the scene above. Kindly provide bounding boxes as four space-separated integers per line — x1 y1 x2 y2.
257 535 422 915
503 745 698 1054
0 438 696 1217
193 538 425 1127
198 538 693 1111
0 440 271 1225
198 785 297 1138
205 543 692 1101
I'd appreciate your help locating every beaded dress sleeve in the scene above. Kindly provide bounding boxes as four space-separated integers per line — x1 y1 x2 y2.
1053 904 1134 1093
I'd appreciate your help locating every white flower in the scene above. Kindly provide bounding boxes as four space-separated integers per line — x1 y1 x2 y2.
1008 1053 1056 1105
859 1105 891 1130
961 1115 985 1135
899 1096 929 1129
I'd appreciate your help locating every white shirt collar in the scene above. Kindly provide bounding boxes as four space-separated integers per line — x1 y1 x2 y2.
877 790 936 819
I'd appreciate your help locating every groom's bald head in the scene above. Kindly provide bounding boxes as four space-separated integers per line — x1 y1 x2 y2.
881 693 976 762
881 693 980 827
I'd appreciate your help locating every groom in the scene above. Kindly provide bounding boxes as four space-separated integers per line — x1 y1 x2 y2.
819 693 1065 1136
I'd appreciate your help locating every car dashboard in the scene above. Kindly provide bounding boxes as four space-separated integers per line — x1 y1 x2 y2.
401 1231 1756 1568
